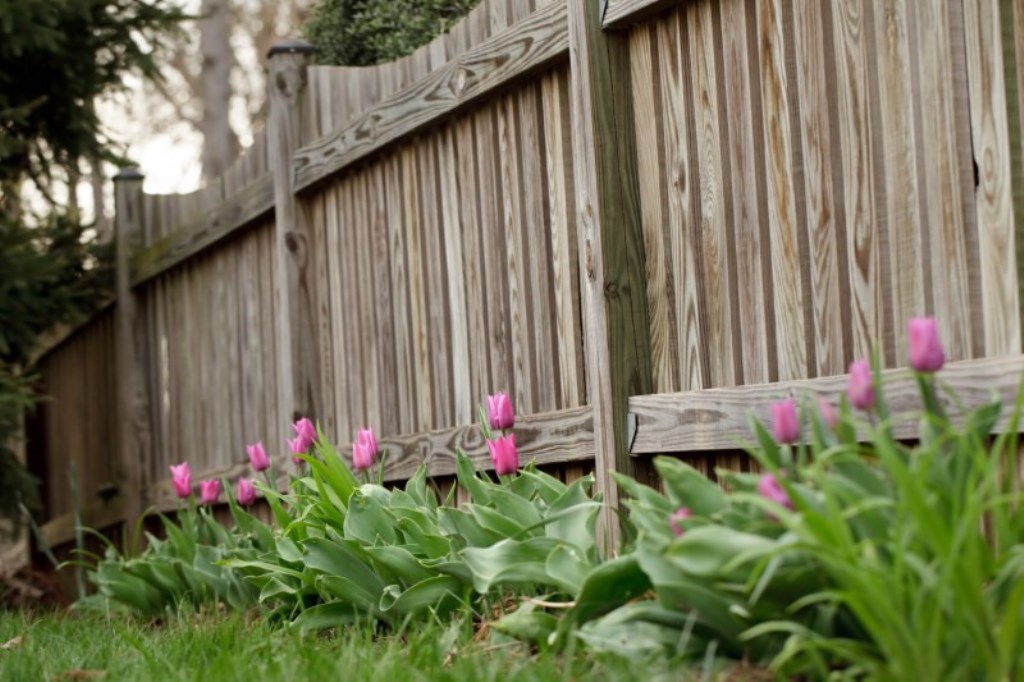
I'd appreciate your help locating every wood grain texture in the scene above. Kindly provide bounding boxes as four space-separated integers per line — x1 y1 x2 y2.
658 10 705 392
292 0 569 194
758 0 808 381
721 0 772 385
831 0 887 362
130 175 273 287
963 0 1022 357
630 23 675 394
791 0 848 377
144 406 595 510
688 1 738 387
630 355 1024 454
874 0 924 365
603 0 679 29
269 46 322 430
567 0 658 545
114 172 151 526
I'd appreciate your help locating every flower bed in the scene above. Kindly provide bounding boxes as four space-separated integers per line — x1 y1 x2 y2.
75 318 1024 679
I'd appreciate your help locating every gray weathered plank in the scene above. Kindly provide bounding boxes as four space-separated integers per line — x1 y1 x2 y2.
130 174 274 287
631 355 1024 454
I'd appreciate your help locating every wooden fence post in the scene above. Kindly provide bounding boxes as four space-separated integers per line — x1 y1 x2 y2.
268 39 321 430
567 0 657 547
113 169 150 529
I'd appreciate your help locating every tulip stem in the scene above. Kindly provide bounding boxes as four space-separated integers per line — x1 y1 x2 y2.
376 450 388 486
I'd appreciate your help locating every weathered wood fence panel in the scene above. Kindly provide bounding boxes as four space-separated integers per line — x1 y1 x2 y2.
26 308 119 531
23 0 1024 548
624 0 1023 469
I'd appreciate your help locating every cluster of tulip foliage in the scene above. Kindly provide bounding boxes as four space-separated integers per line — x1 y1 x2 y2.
79 318 1024 679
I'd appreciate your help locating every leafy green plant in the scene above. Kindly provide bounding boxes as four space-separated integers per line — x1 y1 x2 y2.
545 320 1024 680
74 489 262 617
303 0 480 67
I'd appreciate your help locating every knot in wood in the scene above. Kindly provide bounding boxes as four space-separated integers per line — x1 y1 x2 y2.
604 281 620 298
455 68 468 96
285 232 302 253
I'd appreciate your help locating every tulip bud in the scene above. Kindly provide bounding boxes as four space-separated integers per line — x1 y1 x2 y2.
287 437 306 464
356 427 378 459
907 317 945 373
669 507 692 538
757 473 793 511
352 440 374 471
487 434 519 476
292 418 316 449
847 359 875 411
770 398 800 444
236 478 256 506
818 398 838 430
486 392 515 431
199 479 221 505
169 462 192 499
246 441 270 472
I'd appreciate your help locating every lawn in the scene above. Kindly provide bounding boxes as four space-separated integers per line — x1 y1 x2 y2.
0 609 659 682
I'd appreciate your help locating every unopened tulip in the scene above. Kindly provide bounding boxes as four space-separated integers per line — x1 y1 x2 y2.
757 473 793 511
246 441 270 472
907 317 945 373
818 398 838 430
199 479 221 505
669 507 692 538
352 440 374 471
847 359 875 411
170 462 192 499
292 418 316 449
487 434 519 475
288 437 306 465
356 427 378 459
487 392 515 431
770 398 800 444
237 478 256 506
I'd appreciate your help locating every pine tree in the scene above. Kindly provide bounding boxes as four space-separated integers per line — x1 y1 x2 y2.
0 0 184 533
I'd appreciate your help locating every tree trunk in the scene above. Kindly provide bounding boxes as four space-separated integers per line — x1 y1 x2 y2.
199 0 240 180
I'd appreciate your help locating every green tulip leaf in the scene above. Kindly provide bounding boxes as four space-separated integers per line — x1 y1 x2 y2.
461 537 565 593
378 575 464 616
654 457 727 516
292 602 361 630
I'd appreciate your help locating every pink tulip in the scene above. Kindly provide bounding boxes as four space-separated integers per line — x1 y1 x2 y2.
288 437 306 464
487 434 519 475
170 462 191 499
487 392 515 431
907 317 945 373
352 440 374 471
351 427 380 471
758 473 793 511
291 418 316 449
847 359 875 411
356 427 378 459
199 479 221 505
246 441 270 472
770 398 800 445
669 507 692 538
818 398 838 430
236 478 256 506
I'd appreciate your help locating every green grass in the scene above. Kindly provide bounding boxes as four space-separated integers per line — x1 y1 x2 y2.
0 609 663 681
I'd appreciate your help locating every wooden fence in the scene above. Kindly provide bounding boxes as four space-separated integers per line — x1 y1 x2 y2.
25 0 1024 550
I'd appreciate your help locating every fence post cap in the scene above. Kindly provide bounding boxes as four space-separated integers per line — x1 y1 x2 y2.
113 168 144 182
268 39 314 59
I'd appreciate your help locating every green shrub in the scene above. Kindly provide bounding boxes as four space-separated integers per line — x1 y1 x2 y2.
303 0 481 66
